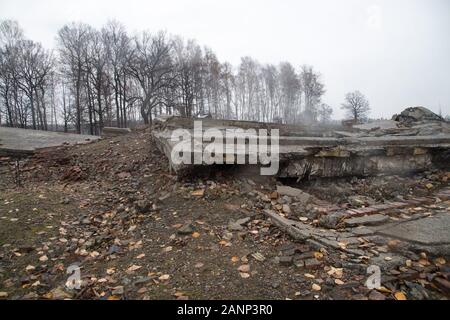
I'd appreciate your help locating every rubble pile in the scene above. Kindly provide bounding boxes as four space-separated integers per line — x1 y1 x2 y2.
352 106 449 137
393 106 445 124
152 107 450 180
0 107 449 300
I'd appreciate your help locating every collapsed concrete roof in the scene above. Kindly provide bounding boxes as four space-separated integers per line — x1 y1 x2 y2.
393 106 445 123
152 112 450 178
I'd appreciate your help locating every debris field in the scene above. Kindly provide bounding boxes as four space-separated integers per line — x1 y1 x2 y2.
0 107 449 300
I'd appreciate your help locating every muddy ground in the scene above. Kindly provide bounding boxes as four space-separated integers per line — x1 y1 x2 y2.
0 128 449 300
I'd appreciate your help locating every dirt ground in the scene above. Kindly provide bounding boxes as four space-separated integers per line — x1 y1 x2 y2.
0 128 449 300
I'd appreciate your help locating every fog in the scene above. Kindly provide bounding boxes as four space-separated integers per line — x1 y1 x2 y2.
1 0 449 118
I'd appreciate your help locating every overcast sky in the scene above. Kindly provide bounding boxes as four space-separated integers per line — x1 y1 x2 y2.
1 0 449 119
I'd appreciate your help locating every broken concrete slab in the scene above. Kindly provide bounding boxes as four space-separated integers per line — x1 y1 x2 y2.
263 209 311 241
278 256 293 266
393 106 444 123
236 217 251 225
152 116 450 178
353 120 399 132
0 127 100 157
350 227 375 236
227 217 250 231
370 254 407 271
279 153 437 179
177 223 195 235
345 214 390 227
337 237 361 246
376 214 450 246
263 209 372 256
282 204 291 213
227 221 244 232
276 185 311 202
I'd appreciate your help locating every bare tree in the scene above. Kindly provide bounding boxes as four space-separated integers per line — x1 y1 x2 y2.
3 19 335 133
172 37 204 118
102 20 133 128
300 65 325 122
317 103 333 123
0 20 53 130
341 90 370 122
235 57 261 121
260 64 280 122
57 23 92 133
279 62 300 124
128 31 173 124
0 20 24 126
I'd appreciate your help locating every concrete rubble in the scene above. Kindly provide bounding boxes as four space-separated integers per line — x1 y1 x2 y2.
0 106 449 300
152 107 450 179
263 184 450 266
150 107 450 299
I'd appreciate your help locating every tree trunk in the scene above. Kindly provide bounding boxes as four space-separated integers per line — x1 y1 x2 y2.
97 82 103 133
30 91 36 130
122 72 127 128
76 68 82 134
114 75 120 128
140 105 149 124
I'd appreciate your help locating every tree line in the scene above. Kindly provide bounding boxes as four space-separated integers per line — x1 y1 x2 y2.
1 19 370 135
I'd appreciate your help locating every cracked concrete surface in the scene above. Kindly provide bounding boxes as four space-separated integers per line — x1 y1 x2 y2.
376 214 450 245
0 127 100 156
